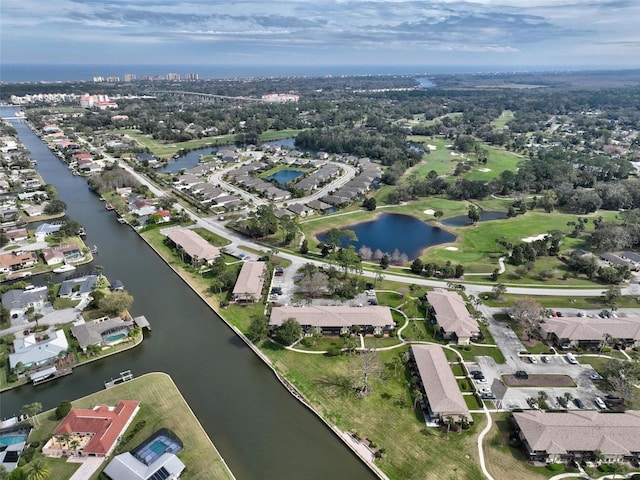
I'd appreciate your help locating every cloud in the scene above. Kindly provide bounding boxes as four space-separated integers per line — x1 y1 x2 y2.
1 0 639 66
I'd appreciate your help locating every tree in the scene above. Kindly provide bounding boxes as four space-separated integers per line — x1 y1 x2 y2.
353 348 382 397
508 298 543 340
21 403 42 427
26 460 49 480
275 318 302 346
55 400 72 420
433 210 444 221
247 315 269 342
468 205 480 225
299 239 309 255
410 258 423 274
299 271 329 298
44 199 67 215
98 290 134 316
602 285 621 310
413 389 424 410
380 254 390 270
492 283 507 301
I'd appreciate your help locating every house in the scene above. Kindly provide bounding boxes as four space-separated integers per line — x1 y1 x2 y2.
58 274 99 299
621 251 640 270
306 200 332 212
269 305 395 336
34 222 63 241
231 261 267 303
409 344 471 423
541 316 640 350
9 329 68 370
3 228 28 243
426 289 480 345
165 229 220 266
600 252 632 269
42 243 82 265
128 198 157 217
71 317 133 351
43 401 140 458
287 204 313 217
0 251 38 273
512 410 640 465
2 286 48 318
0 425 31 473
103 429 184 480
22 202 49 217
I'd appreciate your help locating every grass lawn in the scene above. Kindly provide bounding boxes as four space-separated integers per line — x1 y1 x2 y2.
454 345 506 364
463 147 522 182
114 129 237 158
27 373 233 480
490 111 514 131
483 413 551 480
403 137 460 176
192 227 232 247
264 346 485 480
483 294 640 310
464 394 483 410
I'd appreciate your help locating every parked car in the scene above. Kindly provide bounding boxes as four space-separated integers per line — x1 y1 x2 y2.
541 355 550 363
470 370 484 379
475 378 488 384
515 370 529 379
594 397 607 410
478 387 491 394
481 392 496 400
565 352 578 364
589 372 603 380
573 398 586 409
529 356 538 364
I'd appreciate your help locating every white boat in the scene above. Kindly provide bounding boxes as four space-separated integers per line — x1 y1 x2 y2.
53 264 76 273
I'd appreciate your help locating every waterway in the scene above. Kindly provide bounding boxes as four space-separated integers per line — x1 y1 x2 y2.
0 108 376 480
318 212 456 260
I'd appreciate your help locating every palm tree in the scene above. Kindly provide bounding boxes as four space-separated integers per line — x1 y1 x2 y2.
413 389 424 410
27 460 50 480
70 439 81 456
61 432 72 450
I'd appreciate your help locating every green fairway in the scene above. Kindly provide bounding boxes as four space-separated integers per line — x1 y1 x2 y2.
405 137 460 176
491 110 514 130
463 147 523 181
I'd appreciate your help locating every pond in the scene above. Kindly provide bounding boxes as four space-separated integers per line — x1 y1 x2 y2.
416 77 436 88
318 213 456 260
267 169 303 184
156 147 219 174
440 210 508 227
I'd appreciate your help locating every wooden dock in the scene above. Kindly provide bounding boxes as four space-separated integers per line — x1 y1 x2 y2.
31 367 73 386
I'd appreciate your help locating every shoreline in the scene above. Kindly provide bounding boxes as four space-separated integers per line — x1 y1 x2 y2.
135 228 389 479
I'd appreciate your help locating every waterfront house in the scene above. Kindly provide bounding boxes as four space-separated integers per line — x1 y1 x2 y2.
512 410 640 465
42 243 82 266
2 286 48 318
0 251 38 273
426 289 481 345
409 344 471 424
269 305 395 336
43 401 140 458
165 229 220 266
70 316 133 352
58 274 99 300
34 222 63 241
232 261 267 303
9 329 68 370
103 429 184 480
3 228 28 243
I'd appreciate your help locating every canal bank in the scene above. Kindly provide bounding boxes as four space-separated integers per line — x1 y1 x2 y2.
0 109 377 480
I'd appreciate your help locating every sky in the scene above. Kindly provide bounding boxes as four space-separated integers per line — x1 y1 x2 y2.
2 0 640 69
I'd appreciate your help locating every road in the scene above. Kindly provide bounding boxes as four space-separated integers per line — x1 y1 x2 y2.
79 136 638 298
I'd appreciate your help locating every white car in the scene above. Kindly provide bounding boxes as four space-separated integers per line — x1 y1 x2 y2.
529 356 538 364
594 397 607 410
475 378 488 384
565 352 578 364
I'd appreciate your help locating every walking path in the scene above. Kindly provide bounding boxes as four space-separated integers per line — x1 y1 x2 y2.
67 457 104 480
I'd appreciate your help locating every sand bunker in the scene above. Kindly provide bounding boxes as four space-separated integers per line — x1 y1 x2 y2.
522 233 550 243
424 209 435 215
478 168 491 172
450 152 459 156
445 246 459 251
427 144 437 150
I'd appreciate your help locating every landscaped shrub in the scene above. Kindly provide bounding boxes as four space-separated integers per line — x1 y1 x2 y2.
55 400 72 420
326 345 343 357
598 464 616 473
547 463 564 472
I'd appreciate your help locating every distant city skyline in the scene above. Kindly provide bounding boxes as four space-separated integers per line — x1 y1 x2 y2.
2 0 639 69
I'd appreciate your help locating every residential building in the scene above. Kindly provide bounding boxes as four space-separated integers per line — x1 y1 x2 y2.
426 289 480 345
231 261 267 303
269 305 395 336
409 344 471 423
541 316 640 350
512 410 640 464
2 286 48 318
0 251 37 273
58 274 99 299
42 243 82 266
71 317 134 352
43 401 140 458
103 429 184 480
9 329 68 370
165 229 221 266
34 222 62 241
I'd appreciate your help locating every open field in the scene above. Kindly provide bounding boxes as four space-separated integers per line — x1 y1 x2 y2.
26 373 233 480
491 110 514 130
264 345 485 480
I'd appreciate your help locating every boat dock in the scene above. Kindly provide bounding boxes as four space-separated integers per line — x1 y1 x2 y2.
104 369 134 389
31 367 73 386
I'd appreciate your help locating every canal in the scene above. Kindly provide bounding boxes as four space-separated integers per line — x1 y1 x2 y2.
0 110 376 480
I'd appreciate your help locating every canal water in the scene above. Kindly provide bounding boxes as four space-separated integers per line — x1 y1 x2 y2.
0 109 376 480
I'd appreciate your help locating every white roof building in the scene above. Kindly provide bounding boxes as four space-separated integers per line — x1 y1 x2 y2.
9 329 69 369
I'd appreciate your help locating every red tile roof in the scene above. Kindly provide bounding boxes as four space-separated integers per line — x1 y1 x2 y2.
53 400 139 456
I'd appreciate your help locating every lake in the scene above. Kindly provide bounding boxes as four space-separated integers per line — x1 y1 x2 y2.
318 213 456 260
440 210 508 227
267 169 303 184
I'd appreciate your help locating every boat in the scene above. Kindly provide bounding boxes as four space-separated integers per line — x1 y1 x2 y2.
104 370 134 389
53 264 76 273
89 245 98 254
105 203 115 211
77 227 87 237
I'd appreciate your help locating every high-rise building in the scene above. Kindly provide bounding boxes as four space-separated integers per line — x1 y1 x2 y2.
124 74 137 82
93 76 105 83
183 72 199 81
106 76 120 83
166 73 181 81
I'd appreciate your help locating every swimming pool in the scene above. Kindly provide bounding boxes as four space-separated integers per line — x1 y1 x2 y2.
103 332 127 343
149 439 169 455
0 435 27 446
133 432 182 465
